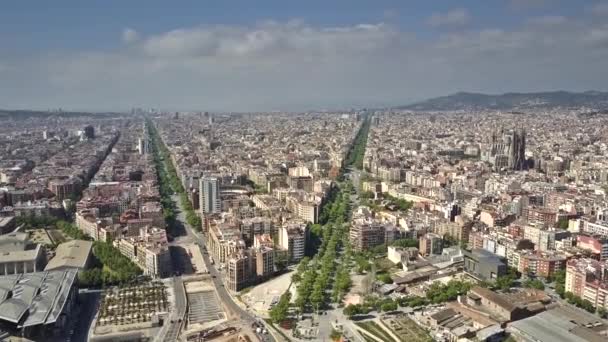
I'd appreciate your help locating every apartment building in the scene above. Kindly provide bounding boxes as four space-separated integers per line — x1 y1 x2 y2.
114 226 171 278
0 232 47 276
565 258 608 309
419 233 443 257
516 250 567 278
278 223 306 262
350 220 388 252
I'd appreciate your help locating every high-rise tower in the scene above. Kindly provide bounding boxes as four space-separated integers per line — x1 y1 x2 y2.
199 176 220 215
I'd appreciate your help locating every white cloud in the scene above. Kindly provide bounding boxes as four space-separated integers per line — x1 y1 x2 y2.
428 9 471 27
591 3 608 16
1 18 608 111
122 28 140 44
586 25 608 46
141 22 397 59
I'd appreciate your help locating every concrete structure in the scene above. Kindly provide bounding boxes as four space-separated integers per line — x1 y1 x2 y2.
483 128 526 171
350 221 386 252
508 306 608 342
48 177 82 201
114 226 171 278
419 233 443 257
565 258 608 310
466 286 549 322
0 269 78 339
199 176 220 215
255 246 274 280
278 223 306 262
577 235 608 261
240 216 273 246
516 250 567 278
45 239 93 271
228 251 253 291
464 249 507 281
0 217 16 235
0 232 47 276
387 246 418 265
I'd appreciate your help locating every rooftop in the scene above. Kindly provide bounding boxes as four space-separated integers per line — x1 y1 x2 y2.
0 269 77 327
509 306 608 342
45 239 93 270
0 217 15 228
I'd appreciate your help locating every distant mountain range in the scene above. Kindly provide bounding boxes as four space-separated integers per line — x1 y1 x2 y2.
0 109 121 119
397 91 608 111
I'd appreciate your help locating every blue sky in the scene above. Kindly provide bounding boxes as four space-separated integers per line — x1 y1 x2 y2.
0 0 607 111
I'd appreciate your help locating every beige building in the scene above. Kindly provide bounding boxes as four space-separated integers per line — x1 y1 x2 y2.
114 226 171 278
206 223 246 264
76 209 118 242
255 246 275 279
228 251 253 291
350 221 386 252
278 223 306 262
0 232 47 275
565 258 608 310
45 240 93 271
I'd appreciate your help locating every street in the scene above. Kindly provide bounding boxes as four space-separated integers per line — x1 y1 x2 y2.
169 194 275 342
163 276 186 342
71 290 101 342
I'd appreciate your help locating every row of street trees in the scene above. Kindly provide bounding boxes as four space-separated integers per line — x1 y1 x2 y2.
147 119 202 230
270 181 355 323
271 115 369 325
295 184 352 315
344 116 370 170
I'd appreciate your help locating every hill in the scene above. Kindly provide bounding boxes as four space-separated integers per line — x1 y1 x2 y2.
398 91 608 111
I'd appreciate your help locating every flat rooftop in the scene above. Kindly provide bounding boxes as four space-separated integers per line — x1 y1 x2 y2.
45 239 93 270
509 306 608 342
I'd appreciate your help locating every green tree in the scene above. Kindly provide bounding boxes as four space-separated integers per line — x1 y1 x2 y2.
376 273 393 284
269 292 291 324
391 238 419 248
558 218 569 229
343 304 359 318
597 307 607 318
330 329 342 341
381 301 398 312
553 270 566 298
523 279 545 290
494 275 515 291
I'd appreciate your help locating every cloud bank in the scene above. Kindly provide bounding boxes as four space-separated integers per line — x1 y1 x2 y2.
1 13 607 111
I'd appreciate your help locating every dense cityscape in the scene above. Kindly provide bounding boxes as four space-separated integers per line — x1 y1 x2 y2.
0 105 607 342
3 2 608 342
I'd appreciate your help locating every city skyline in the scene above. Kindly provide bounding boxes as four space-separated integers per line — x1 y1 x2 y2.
1 0 608 111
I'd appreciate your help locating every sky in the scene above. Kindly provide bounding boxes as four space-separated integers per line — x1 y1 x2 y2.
1 0 607 112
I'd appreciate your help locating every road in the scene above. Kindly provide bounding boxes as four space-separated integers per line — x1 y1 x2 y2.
170 194 275 342
163 276 186 342
70 291 101 342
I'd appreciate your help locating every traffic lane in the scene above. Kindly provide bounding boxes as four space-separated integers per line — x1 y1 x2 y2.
171 198 275 341
72 291 100 342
